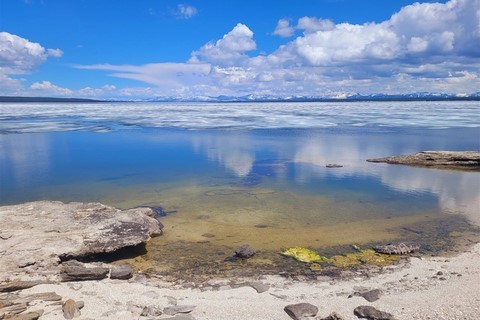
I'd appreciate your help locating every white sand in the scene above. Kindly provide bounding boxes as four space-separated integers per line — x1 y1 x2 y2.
19 243 480 320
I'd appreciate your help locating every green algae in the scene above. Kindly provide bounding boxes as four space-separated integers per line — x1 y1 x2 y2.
281 245 400 268
280 247 330 263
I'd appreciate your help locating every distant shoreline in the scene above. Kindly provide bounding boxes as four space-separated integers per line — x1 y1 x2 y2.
1 95 479 103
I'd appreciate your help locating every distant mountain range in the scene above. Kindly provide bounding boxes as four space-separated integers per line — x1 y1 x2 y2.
1 92 479 103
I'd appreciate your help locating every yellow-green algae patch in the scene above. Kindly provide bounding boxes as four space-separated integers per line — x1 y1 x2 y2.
280 247 330 263
281 246 399 268
330 249 400 268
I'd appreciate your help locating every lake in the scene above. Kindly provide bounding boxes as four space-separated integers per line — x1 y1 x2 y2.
1 101 479 278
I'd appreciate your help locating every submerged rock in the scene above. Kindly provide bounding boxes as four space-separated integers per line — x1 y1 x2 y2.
367 151 480 170
0 201 163 280
234 244 255 259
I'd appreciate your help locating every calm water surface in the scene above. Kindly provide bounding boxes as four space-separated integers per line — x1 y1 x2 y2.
1 101 479 277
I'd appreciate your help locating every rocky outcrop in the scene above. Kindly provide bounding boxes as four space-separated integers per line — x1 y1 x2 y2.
367 151 480 170
0 201 163 280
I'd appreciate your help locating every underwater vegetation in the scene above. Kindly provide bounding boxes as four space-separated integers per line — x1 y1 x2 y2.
280 245 400 268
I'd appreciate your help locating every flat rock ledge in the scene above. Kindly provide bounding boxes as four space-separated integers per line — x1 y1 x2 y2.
0 201 163 280
367 151 480 170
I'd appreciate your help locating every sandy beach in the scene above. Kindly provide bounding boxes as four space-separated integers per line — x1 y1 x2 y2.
9 242 478 320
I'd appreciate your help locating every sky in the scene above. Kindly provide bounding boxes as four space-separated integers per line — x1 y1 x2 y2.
0 0 479 100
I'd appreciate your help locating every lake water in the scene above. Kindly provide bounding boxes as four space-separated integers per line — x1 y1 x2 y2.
1 101 479 278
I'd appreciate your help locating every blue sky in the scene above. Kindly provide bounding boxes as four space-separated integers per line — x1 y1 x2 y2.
1 0 479 99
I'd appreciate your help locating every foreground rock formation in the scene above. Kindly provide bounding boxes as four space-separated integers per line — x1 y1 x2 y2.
0 201 163 281
367 151 480 170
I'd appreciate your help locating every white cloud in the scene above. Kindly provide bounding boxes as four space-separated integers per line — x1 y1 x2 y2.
274 17 335 37
190 23 256 66
0 32 62 75
30 81 73 96
176 4 197 19
273 19 295 37
75 0 480 99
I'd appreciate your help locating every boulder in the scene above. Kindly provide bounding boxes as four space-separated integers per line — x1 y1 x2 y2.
353 306 396 320
234 244 255 259
110 265 134 280
60 263 109 282
284 303 318 320
0 201 163 280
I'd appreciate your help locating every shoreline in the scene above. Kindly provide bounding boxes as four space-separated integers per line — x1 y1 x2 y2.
8 241 480 320
2 200 479 319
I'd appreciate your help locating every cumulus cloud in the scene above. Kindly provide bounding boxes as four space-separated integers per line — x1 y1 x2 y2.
30 81 73 96
176 4 197 19
274 17 335 37
273 19 295 37
190 23 256 66
0 32 63 74
76 0 480 99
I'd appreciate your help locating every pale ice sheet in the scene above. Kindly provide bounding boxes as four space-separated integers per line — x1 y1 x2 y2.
0 101 479 133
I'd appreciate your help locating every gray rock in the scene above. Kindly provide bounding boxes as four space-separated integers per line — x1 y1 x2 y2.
319 312 345 320
353 306 396 320
6 310 44 320
352 289 382 302
284 303 318 320
0 201 163 279
60 263 109 282
110 265 134 280
360 289 382 302
0 280 44 293
249 281 270 293
163 305 196 316
326 164 343 168
234 244 255 259
367 151 480 170
373 243 419 255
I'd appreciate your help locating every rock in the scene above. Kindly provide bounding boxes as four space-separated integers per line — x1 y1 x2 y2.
62 299 81 319
284 303 318 320
201 233 215 238
249 282 270 293
234 244 255 259
353 306 396 320
354 289 382 302
110 265 134 280
163 305 196 316
366 151 480 170
0 280 43 293
141 305 163 317
326 164 343 168
60 263 109 282
373 243 419 255
0 201 163 280
319 312 345 320
7 310 44 320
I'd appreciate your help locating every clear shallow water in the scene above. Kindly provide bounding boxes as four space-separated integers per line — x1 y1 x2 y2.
1 101 479 277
